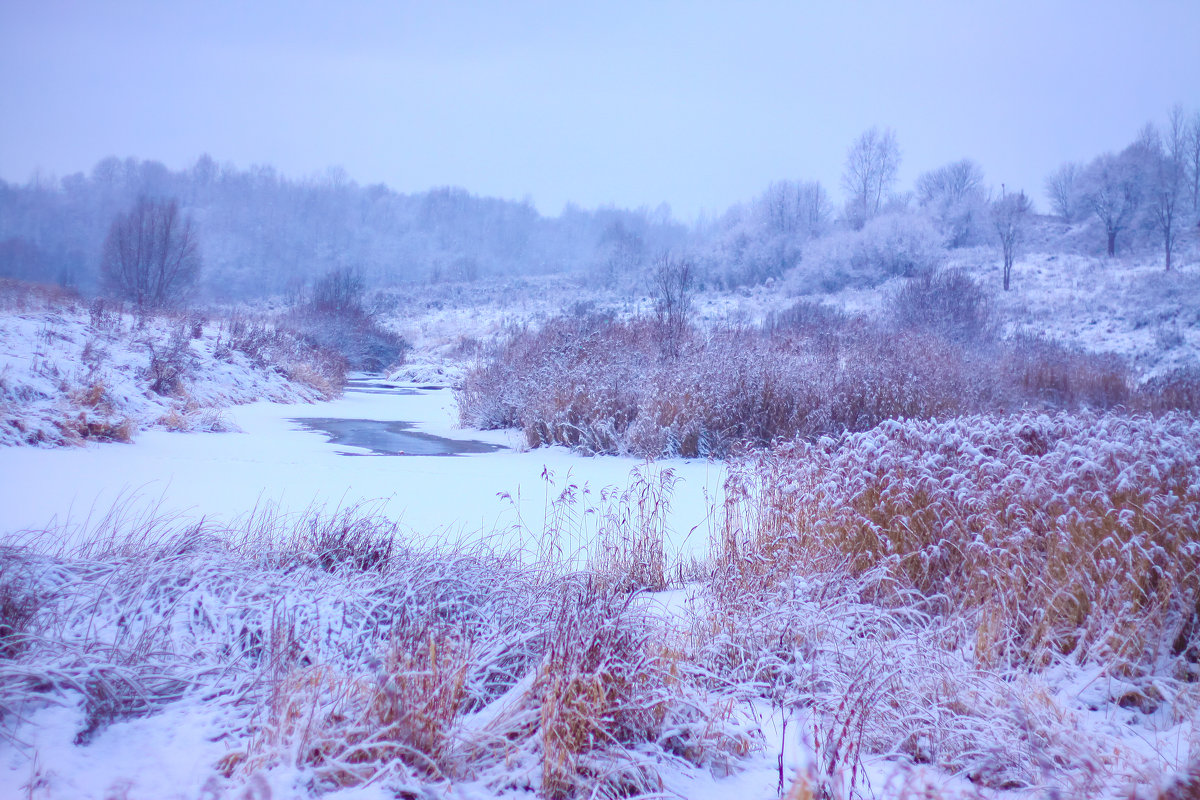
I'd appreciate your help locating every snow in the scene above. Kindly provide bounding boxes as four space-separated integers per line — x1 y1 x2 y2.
0 384 724 569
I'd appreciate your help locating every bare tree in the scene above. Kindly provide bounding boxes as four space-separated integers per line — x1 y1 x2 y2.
651 252 694 358
311 266 365 314
992 187 1030 291
1147 109 1186 270
1044 162 1083 221
842 127 900 230
758 180 831 240
100 197 200 307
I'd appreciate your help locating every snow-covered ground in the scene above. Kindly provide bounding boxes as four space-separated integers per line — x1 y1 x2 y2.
0 381 724 568
818 249 1200 381
3 257 1199 799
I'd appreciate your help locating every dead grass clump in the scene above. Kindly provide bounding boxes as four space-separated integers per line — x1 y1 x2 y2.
720 411 1200 679
242 626 473 788
587 466 675 592
63 411 135 443
0 554 42 660
1000 333 1132 410
535 585 667 798
302 507 399 573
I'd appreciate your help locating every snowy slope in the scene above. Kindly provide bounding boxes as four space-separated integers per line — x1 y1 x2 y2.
0 288 339 447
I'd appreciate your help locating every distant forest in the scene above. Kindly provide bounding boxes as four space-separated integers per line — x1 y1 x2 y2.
0 156 695 299
2 106 1197 301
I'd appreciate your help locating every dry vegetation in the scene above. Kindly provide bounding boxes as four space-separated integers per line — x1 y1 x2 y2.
3 411 1199 798
0 502 754 799
458 270 1197 459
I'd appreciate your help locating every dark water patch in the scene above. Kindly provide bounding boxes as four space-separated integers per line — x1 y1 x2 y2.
344 378 422 395
291 417 505 456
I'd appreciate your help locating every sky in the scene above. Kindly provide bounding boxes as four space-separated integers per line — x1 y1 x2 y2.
1 1 1198 220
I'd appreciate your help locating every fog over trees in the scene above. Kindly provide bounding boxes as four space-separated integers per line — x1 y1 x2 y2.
1 105 1197 301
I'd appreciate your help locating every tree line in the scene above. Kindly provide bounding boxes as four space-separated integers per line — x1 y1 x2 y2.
1 104 1197 308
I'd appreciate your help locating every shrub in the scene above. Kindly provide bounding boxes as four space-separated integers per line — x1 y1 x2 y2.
141 322 197 395
792 212 946 292
890 268 993 343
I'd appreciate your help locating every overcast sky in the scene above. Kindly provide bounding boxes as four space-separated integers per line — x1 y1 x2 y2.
2 1 1198 219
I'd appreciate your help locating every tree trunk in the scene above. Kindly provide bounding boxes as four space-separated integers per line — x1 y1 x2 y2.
1106 230 1116 256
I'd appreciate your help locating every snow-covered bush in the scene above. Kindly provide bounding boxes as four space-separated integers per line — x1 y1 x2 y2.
789 212 946 293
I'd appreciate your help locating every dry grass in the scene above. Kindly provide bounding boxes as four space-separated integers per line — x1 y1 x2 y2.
1 503 746 798
458 305 1155 458
718 411 1200 680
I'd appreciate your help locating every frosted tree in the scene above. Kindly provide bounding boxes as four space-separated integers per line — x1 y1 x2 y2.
1188 110 1200 214
991 187 1030 291
1080 148 1144 257
842 127 900 230
651 252 694 358
916 159 988 246
100 197 201 307
757 180 831 240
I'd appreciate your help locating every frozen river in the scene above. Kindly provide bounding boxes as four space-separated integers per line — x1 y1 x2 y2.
0 377 725 565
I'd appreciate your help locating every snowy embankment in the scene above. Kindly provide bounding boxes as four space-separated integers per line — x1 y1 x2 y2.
0 284 342 447
0 383 722 562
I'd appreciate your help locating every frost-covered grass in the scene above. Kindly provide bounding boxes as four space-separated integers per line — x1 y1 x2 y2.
3 412 1199 799
718 411 1200 682
1 501 753 799
0 280 345 446
457 305 1173 458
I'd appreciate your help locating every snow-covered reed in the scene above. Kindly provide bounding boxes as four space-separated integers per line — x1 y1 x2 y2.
719 411 1200 680
458 309 1153 458
0 501 749 798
